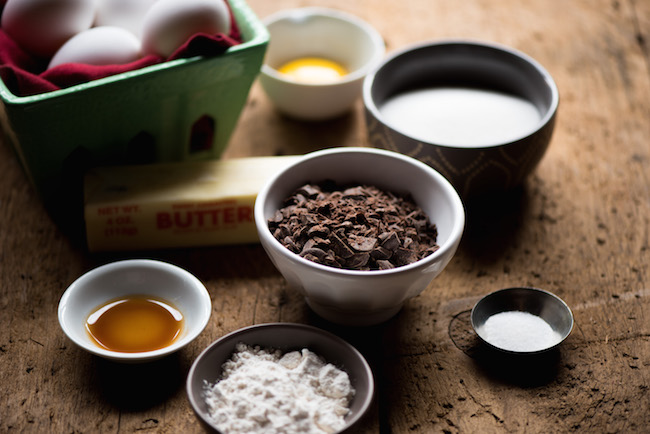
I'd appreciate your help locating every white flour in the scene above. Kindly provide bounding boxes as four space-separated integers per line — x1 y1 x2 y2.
482 311 563 352
203 343 355 434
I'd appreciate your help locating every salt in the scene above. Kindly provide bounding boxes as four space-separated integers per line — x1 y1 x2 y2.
481 311 563 352
203 343 354 434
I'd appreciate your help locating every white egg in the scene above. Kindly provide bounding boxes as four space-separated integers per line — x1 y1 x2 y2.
48 26 141 69
140 0 230 57
94 0 158 37
1 0 97 58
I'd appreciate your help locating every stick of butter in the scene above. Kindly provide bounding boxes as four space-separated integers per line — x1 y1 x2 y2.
84 155 301 252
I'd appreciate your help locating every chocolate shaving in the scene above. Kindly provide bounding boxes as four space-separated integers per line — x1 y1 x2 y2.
377 260 395 270
268 182 439 271
348 234 377 252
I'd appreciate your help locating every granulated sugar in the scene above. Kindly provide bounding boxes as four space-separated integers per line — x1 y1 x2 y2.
482 311 563 352
203 343 354 434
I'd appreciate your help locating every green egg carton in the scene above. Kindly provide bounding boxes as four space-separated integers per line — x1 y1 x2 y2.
0 0 269 219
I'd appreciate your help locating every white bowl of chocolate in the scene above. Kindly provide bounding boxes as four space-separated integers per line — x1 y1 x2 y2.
254 147 465 326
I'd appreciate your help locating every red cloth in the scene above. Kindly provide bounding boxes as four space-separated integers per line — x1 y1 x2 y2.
0 8 241 97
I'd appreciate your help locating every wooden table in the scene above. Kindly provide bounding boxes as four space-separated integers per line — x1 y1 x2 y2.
1 0 649 432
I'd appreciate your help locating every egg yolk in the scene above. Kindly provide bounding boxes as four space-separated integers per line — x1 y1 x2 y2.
277 57 348 84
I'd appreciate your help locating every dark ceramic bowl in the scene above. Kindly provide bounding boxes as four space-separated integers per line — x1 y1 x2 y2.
363 40 559 200
186 323 374 433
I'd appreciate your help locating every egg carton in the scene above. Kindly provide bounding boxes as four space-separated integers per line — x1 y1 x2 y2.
0 0 268 225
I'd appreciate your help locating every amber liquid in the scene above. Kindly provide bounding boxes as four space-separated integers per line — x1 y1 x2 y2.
86 295 184 353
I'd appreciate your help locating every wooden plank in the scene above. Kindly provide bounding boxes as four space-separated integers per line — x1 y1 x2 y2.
0 0 648 432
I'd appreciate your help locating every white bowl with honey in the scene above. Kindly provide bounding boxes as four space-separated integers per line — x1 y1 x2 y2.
58 259 211 362
259 7 385 121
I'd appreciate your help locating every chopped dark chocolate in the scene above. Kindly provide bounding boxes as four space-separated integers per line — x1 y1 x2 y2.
348 234 377 252
268 182 439 271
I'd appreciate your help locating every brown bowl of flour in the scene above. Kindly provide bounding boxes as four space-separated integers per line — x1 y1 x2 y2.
186 323 374 433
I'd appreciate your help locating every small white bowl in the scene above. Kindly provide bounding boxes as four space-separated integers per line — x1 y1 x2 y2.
259 7 385 121
58 259 211 362
254 147 465 326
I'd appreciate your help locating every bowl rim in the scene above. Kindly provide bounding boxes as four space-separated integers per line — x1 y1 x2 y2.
254 146 465 277
57 259 212 362
470 286 574 354
260 7 385 87
186 322 375 432
362 38 560 149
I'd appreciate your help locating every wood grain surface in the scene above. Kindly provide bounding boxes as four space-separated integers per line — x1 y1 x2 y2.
1 0 649 432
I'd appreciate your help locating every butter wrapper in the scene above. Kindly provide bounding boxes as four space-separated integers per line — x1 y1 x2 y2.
84 155 300 251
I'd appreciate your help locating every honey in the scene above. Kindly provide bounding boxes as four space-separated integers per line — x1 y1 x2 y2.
277 57 348 84
86 295 184 353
